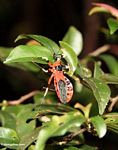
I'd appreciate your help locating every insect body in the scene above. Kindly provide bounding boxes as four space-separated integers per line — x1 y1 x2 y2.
44 57 73 103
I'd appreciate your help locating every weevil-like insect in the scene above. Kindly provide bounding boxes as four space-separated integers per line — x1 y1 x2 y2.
44 54 73 103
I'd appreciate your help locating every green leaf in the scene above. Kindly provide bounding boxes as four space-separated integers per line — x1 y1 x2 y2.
100 74 118 84
63 26 83 55
75 62 92 78
17 127 40 150
59 41 78 75
104 113 118 134
105 113 118 134
64 145 97 150
36 103 75 115
107 18 118 34
15 34 60 54
64 147 80 150
84 78 111 115
4 105 29 115
35 111 85 150
90 115 107 138
0 127 19 149
15 107 37 138
78 145 97 150
99 54 118 75
4 104 37 138
94 62 104 79
105 113 118 124
0 111 16 129
4 45 54 64
107 124 118 134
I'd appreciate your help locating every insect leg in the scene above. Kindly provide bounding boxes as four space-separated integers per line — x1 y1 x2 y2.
43 87 49 98
41 87 49 104
42 68 48 73
43 74 54 100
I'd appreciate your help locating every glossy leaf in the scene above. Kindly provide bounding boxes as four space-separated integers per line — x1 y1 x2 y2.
90 115 107 138
35 111 85 150
15 34 60 54
64 147 80 150
0 111 16 129
15 108 37 138
99 54 118 75
59 41 78 75
4 104 31 115
107 18 118 34
75 62 92 78
94 62 104 79
84 78 111 114
62 26 83 55
4 104 37 138
107 124 118 134
36 103 75 115
0 127 19 149
105 113 118 124
100 74 118 84
105 113 118 134
4 45 54 64
17 127 40 150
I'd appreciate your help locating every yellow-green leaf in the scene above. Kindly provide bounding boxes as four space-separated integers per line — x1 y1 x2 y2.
4 45 54 64
59 41 78 76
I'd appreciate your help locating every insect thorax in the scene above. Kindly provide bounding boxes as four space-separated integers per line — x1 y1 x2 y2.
55 65 63 71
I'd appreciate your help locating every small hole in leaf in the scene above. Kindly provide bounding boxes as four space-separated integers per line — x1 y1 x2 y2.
26 118 33 123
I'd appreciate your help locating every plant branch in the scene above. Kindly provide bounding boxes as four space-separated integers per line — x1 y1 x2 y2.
63 128 87 142
8 90 39 105
51 128 87 146
89 44 110 56
108 95 118 112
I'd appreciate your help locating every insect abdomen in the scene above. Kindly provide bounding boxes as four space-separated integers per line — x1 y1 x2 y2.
64 77 73 103
54 77 73 103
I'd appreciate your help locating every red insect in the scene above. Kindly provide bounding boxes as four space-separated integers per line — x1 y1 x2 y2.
44 55 73 103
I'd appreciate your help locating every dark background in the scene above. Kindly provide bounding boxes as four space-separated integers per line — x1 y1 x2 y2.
0 0 118 56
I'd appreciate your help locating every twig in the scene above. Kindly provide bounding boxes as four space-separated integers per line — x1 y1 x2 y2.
51 128 87 146
89 44 110 57
8 90 39 105
58 128 87 145
108 95 118 112
63 128 86 142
